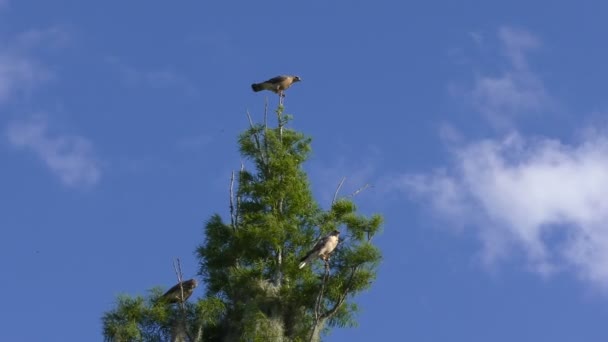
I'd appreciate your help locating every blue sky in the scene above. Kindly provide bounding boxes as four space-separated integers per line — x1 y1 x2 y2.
2 1 608 341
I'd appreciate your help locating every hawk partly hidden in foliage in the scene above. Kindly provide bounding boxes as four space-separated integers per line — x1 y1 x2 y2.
160 279 198 304
251 75 301 97
298 230 340 269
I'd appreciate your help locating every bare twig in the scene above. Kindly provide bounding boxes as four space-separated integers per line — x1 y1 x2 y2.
277 105 284 140
229 170 236 229
246 109 255 128
172 258 190 342
194 323 203 342
321 265 360 319
332 177 346 205
235 162 244 226
264 97 269 130
263 101 269 165
309 260 331 342
274 247 283 287
172 259 185 302
350 183 372 198
246 110 266 166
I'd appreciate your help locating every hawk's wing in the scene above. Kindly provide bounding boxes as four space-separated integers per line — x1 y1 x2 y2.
298 233 337 269
264 75 289 84
310 235 331 252
161 279 197 303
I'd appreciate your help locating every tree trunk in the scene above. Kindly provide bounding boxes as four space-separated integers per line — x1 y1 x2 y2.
171 320 188 342
308 319 326 342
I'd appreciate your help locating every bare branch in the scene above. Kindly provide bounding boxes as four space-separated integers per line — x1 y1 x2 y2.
246 109 255 128
309 260 331 342
235 162 244 226
277 105 284 140
321 265 360 319
350 183 372 198
194 323 203 342
332 177 346 205
264 97 269 130
229 170 236 229
172 258 185 304
172 258 190 342
246 110 266 167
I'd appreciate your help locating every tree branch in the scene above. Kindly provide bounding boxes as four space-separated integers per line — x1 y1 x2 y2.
321 265 360 319
172 258 191 342
350 183 372 198
332 177 346 205
229 170 236 230
277 105 284 142
264 97 269 130
246 110 266 165
309 260 331 342
235 162 244 227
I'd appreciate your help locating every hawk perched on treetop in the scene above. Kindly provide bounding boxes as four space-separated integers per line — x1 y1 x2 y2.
298 230 340 269
160 279 198 304
251 75 301 97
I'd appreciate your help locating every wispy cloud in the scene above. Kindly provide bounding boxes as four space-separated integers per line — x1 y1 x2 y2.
0 51 50 105
399 131 608 290
176 134 212 151
468 27 552 127
15 27 71 50
6 117 101 188
0 27 66 105
106 57 197 94
498 27 540 69
398 26 608 291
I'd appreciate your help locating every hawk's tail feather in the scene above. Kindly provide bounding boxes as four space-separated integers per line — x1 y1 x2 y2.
251 83 263 92
298 251 314 269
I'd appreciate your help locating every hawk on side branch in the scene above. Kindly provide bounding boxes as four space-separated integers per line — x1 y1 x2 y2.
298 230 340 269
251 75 301 97
160 279 198 304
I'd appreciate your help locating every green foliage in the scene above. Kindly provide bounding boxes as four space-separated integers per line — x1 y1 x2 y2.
103 290 226 342
102 106 383 341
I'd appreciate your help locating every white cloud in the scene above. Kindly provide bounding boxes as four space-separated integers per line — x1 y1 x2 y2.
472 71 550 124
0 52 49 104
468 27 551 127
6 118 101 187
15 27 70 50
176 134 212 150
105 57 197 94
400 132 608 289
0 27 64 105
498 27 540 70
469 31 484 47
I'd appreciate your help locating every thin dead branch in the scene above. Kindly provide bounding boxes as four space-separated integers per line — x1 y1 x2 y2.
235 162 244 226
264 97 269 130
322 265 360 319
332 177 346 205
246 110 268 171
350 183 372 198
309 260 331 342
229 170 236 229
171 258 190 342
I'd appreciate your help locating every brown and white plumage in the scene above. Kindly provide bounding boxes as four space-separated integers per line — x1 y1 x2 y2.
251 75 301 95
298 230 340 269
160 279 198 304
